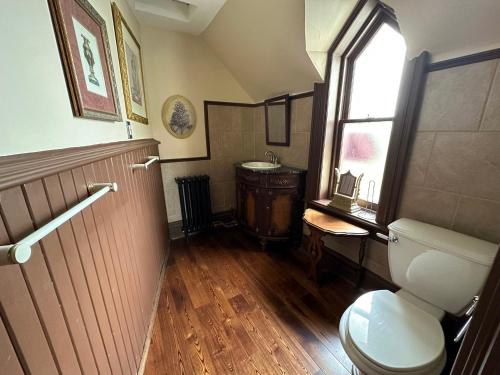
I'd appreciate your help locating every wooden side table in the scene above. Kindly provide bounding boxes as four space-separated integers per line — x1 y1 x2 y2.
303 208 369 286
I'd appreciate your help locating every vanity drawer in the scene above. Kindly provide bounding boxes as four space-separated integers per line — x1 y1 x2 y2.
236 169 264 185
267 174 301 188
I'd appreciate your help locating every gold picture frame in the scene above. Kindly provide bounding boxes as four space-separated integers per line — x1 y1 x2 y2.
111 3 148 124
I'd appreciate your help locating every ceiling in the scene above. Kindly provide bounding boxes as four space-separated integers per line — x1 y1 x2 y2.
202 0 322 101
127 0 226 35
385 0 500 61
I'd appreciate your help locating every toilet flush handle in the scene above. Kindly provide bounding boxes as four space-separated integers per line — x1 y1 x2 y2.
376 232 399 243
454 296 479 343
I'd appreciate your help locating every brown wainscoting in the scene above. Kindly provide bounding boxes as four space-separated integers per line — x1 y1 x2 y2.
0 139 169 374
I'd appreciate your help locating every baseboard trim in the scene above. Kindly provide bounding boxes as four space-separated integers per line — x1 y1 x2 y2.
168 210 235 240
137 248 169 375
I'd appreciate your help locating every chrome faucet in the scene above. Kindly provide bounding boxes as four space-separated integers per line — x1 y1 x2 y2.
265 150 279 164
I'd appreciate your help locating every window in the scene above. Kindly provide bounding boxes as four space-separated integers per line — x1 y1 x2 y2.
331 11 407 221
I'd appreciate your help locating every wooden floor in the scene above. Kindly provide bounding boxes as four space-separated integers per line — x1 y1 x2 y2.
144 229 363 375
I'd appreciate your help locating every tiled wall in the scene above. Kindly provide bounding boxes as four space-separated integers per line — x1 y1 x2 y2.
399 59 500 244
323 58 500 282
254 96 313 169
162 96 313 223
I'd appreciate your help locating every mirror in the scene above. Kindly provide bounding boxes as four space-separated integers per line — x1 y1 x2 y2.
329 168 364 213
265 94 290 146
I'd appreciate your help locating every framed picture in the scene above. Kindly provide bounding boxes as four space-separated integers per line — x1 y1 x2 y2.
48 0 122 121
161 95 196 139
111 3 148 124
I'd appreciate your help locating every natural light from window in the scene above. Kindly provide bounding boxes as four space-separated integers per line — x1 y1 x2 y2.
349 23 407 119
338 22 406 205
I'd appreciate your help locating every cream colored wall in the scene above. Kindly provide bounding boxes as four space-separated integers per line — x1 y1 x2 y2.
202 0 321 101
141 26 252 161
0 0 152 157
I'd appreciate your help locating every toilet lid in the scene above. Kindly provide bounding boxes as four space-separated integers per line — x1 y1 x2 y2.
348 290 445 372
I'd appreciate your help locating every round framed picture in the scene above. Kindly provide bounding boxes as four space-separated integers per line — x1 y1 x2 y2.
161 95 196 139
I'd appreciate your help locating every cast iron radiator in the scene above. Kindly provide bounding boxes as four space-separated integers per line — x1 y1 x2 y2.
175 175 213 238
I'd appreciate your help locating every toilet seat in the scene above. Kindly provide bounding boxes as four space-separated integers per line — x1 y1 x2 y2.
340 290 446 375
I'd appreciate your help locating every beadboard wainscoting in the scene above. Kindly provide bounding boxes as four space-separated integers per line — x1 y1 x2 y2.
0 139 168 374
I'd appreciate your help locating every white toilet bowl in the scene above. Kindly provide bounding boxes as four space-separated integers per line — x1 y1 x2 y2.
339 290 446 375
338 219 498 375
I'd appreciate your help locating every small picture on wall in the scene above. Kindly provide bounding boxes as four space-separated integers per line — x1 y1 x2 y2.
48 0 122 121
161 95 196 139
112 3 148 124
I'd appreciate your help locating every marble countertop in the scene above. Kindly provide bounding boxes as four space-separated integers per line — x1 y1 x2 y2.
235 162 306 174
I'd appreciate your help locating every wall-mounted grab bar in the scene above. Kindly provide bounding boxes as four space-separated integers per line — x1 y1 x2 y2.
131 156 159 170
0 182 118 266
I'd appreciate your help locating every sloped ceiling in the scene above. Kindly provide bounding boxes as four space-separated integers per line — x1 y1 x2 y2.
385 0 500 61
202 0 322 102
127 0 226 35
305 0 357 79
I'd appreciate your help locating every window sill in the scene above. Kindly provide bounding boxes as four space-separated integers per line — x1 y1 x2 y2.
308 200 388 241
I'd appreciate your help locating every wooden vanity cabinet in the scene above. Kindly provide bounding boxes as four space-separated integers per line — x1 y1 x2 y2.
236 166 306 248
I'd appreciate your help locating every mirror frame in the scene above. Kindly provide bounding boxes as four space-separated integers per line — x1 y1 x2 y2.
265 94 290 146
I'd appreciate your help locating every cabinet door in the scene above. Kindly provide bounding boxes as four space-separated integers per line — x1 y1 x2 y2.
238 183 259 232
265 189 298 237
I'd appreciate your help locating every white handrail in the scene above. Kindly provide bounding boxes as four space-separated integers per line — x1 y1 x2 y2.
131 156 159 170
0 182 118 266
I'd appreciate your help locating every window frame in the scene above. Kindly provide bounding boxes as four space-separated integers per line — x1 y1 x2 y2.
330 9 402 222
305 0 430 234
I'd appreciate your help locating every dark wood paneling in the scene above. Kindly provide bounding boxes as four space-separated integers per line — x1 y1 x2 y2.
0 139 168 374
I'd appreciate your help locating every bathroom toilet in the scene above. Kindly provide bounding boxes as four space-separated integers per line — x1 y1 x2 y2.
339 218 498 375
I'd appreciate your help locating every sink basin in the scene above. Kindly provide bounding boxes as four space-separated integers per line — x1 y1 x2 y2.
241 161 281 170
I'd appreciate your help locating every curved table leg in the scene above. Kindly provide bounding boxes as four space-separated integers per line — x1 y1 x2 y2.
306 226 324 282
356 237 367 288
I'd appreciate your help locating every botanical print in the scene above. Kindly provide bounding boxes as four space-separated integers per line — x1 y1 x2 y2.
72 17 108 97
162 95 196 139
170 101 192 135
125 42 142 106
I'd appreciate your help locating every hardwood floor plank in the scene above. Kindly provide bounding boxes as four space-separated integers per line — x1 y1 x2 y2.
144 230 359 375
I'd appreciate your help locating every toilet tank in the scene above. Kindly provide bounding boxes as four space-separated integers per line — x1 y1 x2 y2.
387 218 498 315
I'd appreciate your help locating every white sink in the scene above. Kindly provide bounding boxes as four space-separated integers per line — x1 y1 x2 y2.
241 161 281 170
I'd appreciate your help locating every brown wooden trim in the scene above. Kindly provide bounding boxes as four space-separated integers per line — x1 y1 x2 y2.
451 246 500 374
203 100 259 108
325 0 369 81
376 51 430 226
203 90 315 110
308 200 388 241
265 94 291 147
160 101 213 163
159 156 210 164
329 6 398 195
137 256 167 375
289 91 314 100
306 83 328 202
0 139 159 191
427 48 500 72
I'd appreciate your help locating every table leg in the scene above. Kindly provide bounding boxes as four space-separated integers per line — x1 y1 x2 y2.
307 227 324 282
356 237 367 288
